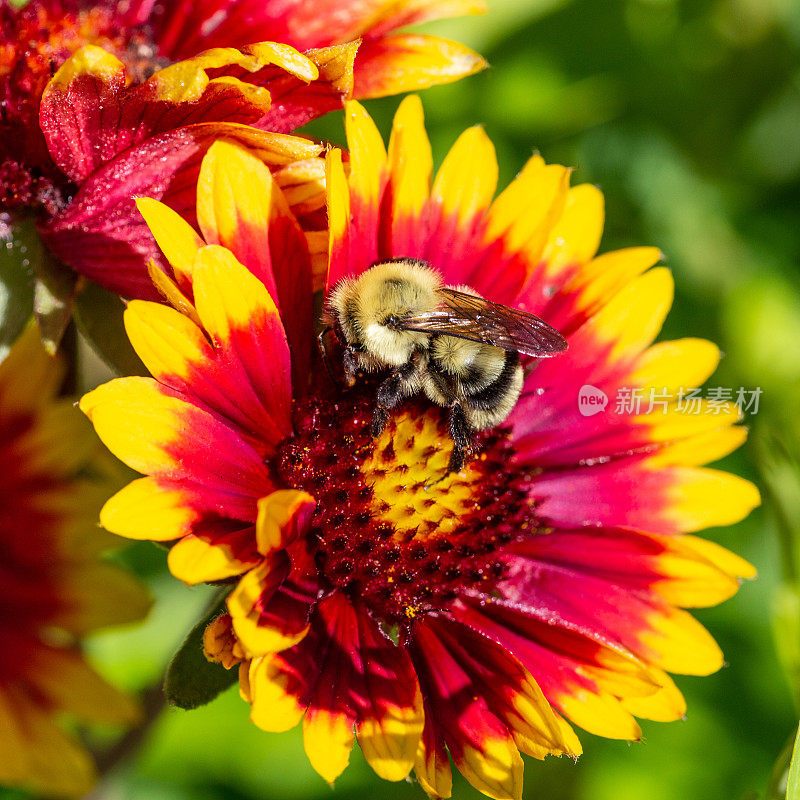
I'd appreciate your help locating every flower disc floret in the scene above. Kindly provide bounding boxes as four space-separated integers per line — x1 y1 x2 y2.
278 392 538 621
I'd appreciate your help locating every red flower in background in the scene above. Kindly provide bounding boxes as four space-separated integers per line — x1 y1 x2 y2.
1 0 485 299
0 324 150 796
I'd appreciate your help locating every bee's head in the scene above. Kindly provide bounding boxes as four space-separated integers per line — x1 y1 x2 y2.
327 260 440 366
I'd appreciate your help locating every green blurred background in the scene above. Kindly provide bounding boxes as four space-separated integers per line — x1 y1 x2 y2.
11 0 800 798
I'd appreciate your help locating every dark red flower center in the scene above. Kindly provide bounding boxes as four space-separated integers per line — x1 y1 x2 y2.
276 388 542 624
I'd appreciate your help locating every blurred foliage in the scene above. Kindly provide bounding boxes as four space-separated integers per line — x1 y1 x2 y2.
4 0 800 798
74 282 148 378
788 726 800 800
0 215 36 361
766 725 800 800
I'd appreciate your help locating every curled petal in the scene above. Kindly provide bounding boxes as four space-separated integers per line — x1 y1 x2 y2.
353 34 487 100
41 123 321 298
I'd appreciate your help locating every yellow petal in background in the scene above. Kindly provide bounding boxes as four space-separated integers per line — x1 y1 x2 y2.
541 183 604 276
431 125 497 225
0 322 63 411
388 94 433 220
485 155 570 265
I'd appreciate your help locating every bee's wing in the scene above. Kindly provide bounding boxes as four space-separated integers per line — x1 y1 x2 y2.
398 287 568 357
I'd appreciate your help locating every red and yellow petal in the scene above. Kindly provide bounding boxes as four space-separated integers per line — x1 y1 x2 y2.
505 527 751 610
353 609 425 781
455 595 652 740
304 706 357 785
245 593 424 784
123 300 213 392
24 647 140 726
410 617 583 799
411 620 526 800
415 710 453 800
80 376 273 494
430 125 497 229
340 100 390 273
191 245 293 448
480 155 571 294
496 546 727 678
387 95 433 253
248 650 313 733
0 690 96 797
101 475 261 542
658 466 761 533
124 264 294 456
325 147 353 290
167 524 260 584
196 139 279 298
353 33 487 100
539 183 605 281
198 141 316 385
227 552 311 654
255 490 317 556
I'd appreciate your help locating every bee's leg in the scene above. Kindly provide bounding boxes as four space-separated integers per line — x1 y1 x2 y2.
317 326 340 384
522 356 541 381
371 358 420 437
342 345 361 387
447 401 472 474
371 406 390 438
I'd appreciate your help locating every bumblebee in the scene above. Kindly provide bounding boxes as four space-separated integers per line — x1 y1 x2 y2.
323 259 568 472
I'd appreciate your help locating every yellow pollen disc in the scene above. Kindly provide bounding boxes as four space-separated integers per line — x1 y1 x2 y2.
361 410 481 538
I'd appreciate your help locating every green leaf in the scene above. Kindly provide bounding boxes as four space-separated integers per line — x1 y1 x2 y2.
73 281 147 377
0 214 36 359
163 590 238 710
773 585 800 712
788 724 800 800
767 725 800 800
32 247 79 355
